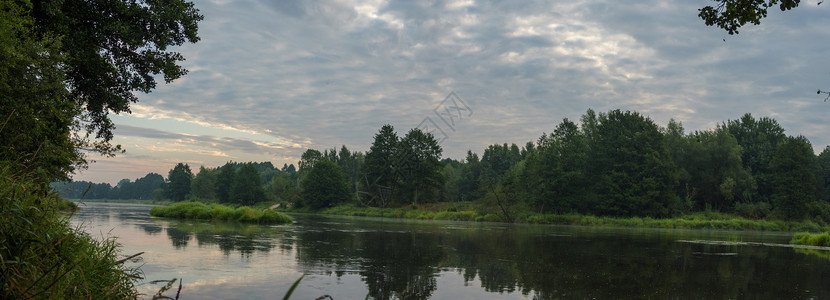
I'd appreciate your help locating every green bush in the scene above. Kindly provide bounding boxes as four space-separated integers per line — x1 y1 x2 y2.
150 202 293 224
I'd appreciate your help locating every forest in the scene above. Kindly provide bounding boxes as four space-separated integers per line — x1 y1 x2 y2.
55 109 830 222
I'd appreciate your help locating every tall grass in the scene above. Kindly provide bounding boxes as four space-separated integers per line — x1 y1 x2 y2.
150 202 293 224
526 212 826 232
791 232 830 247
0 167 139 298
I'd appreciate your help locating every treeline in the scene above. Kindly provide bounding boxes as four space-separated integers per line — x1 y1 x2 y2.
53 173 164 200
55 109 830 221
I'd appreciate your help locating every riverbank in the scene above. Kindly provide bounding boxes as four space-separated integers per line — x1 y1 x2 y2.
1 168 138 298
279 202 828 233
70 198 171 205
150 202 293 224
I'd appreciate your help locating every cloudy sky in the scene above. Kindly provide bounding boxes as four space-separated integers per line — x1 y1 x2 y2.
75 0 830 184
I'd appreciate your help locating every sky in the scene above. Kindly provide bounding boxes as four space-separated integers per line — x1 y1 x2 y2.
75 0 830 184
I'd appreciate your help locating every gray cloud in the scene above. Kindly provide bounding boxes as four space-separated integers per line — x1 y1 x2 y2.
76 0 830 183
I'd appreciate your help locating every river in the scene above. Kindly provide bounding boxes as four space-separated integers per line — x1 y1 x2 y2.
70 202 830 299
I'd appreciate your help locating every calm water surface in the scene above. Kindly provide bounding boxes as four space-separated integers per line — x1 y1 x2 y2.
70 202 830 299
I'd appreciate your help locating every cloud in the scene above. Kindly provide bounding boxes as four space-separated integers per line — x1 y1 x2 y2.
74 0 830 183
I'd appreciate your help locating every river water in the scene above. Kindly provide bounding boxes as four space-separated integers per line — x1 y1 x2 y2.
70 202 830 299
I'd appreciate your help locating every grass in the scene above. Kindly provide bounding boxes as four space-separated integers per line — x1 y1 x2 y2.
297 202 830 233
791 232 830 247
150 202 293 224
526 212 826 232
317 202 489 222
71 198 172 205
0 166 139 298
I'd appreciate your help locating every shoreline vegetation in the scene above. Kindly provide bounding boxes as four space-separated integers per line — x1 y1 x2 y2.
0 168 139 298
149 202 293 224
791 232 830 247
275 202 830 233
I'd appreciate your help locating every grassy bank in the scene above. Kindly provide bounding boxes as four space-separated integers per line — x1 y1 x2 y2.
289 202 829 232
1 168 139 298
150 202 293 224
791 232 830 247
71 198 171 205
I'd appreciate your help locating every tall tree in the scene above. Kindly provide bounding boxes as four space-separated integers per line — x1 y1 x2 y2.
167 163 193 202
298 149 323 171
817 146 830 202
588 110 679 217
1 0 203 185
522 119 588 213
724 113 786 202
0 1 77 183
678 128 756 211
480 143 522 179
458 151 483 202
362 125 399 207
29 0 203 152
396 128 444 205
231 163 266 206
301 159 351 210
770 136 817 219
191 166 217 200
215 162 236 203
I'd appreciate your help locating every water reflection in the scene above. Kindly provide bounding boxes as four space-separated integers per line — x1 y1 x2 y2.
72 203 830 300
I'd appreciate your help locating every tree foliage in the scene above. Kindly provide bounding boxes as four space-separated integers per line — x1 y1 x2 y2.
231 163 266 206
522 119 588 214
588 110 679 217
770 136 817 219
396 128 444 205
0 1 78 183
301 159 351 210
699 0 802 34
167 163 193 201
1 0 203 185
30 0 203 145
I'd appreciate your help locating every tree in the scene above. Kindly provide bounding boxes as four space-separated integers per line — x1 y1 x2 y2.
337 145 364 194
231 163 266 206
480 143 522 179
817 146 830 202
458 151 483 202
191 166 217 200
0 1 78 183
301 159 351 210
699 0 803 34
396 128 444 205
770 136 817 219
362 125 399 207
724 113 786 202
29 0 203 151
298 149 323 171
440 163 461 202
266 173 296 202
1 0 203 186
588 110 679 217
676 127 756 212
167 163 193 201
215 162 236 203
522 119 588 214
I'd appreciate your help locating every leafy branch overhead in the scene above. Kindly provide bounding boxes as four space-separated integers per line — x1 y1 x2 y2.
699 0 802 34
1 0 203 182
